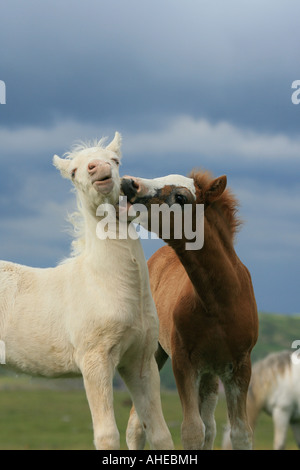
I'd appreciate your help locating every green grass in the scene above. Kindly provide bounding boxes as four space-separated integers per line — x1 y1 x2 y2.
0 386 94 450
0 379 298 450
1 311 299 450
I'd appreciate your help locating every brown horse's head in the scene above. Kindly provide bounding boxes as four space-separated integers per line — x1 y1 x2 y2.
121 172 227 206
121 172 231 248
121 174 197 207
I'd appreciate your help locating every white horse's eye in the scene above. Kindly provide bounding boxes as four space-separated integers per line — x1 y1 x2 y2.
112 158 119 166
71 168 77 178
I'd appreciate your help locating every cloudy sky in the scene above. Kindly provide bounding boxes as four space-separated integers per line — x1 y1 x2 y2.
0 0 299 314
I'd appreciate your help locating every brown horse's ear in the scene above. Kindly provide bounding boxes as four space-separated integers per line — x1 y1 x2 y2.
205 175 227 204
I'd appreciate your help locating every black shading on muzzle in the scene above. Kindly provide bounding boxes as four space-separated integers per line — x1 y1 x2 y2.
121 178 138 202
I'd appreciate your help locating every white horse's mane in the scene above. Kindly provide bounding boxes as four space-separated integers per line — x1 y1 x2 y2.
63 137 109 160
64 197 86 261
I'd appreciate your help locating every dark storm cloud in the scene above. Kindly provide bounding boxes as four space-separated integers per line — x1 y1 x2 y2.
0 0 300 313
1 0 300 133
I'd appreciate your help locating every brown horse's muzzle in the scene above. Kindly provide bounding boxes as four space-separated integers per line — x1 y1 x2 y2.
121 176 144 203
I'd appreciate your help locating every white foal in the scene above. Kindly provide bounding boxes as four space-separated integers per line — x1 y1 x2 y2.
0 132 173 450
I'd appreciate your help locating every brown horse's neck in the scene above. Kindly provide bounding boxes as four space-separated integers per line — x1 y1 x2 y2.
167 207 240 314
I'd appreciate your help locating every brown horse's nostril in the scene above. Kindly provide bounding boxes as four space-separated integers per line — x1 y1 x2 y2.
132 179 140 190
121 177 140 200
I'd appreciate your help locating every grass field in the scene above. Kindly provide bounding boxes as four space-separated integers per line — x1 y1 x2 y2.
1 312 299 450
0 376 298 450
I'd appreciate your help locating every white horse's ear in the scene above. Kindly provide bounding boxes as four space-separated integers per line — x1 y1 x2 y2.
53 155 70 179
106 131 122 158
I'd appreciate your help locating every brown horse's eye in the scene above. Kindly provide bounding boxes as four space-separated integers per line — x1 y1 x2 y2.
175 194 187 205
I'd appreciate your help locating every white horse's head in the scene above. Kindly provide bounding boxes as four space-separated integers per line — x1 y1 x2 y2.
53 132 122 213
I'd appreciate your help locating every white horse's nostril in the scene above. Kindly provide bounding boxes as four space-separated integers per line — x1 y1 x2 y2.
88 160 111 173
88 162 97 172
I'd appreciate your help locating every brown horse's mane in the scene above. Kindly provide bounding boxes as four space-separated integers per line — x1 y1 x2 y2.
189 168 242 238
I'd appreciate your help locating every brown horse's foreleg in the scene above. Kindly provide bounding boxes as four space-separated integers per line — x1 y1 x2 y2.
222 356 253 450
199 373 219 449
172 352 205 449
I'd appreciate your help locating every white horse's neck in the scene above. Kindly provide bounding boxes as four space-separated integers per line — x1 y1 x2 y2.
79 206 146 274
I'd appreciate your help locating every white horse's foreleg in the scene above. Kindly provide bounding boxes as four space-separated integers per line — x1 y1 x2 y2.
272 406 290 450
125 343 170 450
126 406 147 450
82 354 120 450
120 355 174 450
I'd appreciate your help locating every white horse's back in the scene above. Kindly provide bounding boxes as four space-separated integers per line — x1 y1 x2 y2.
263 353 300 422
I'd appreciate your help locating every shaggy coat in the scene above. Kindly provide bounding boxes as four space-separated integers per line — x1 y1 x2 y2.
0 133 173 450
